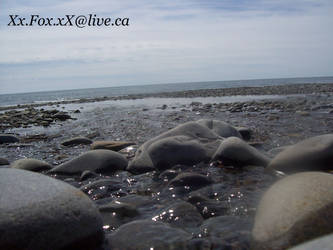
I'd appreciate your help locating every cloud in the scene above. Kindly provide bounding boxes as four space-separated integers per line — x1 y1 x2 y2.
0 0 332 93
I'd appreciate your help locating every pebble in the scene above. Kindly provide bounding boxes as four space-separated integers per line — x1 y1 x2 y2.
0 168 104 250
252 172 333 250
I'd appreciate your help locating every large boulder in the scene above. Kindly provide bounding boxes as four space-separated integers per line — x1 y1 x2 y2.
267 134 333 173
0 168 104 250
127 121 223 173
49 149 128 175
252 172 333 250
107 220 191 249
212 137 270 167
147 136 209 171
11 158 52 172
0 134 19 144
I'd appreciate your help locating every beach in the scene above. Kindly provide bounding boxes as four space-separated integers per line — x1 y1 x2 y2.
1 82 333 249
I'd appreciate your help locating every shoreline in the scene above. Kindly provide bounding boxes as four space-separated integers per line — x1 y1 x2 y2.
1 82 332 112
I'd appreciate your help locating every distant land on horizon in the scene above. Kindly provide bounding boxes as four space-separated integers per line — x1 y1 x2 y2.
2 75 333 95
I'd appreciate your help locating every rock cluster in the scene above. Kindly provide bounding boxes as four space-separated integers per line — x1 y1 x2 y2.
2 118 333 249
0 107 73 130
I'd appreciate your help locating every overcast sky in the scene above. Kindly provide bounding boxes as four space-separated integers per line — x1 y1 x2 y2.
0 0 332 94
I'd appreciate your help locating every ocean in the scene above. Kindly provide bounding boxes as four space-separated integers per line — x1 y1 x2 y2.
0 76 332 107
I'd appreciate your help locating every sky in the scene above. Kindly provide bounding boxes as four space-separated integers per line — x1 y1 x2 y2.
0 0 333 94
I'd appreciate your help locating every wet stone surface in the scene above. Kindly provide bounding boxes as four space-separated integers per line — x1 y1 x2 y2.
1 85 333 249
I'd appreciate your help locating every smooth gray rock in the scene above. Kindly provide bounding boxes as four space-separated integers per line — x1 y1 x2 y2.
152 201 203 229
128 121 223 173
61 136 92 146
0 168 104 250
212 137 270 167
11 158 52 172
0 134 19 144
252 172 333 250
147 135 209 170
107 220 191 250
289 233 333 250
0 157 9 165
196 119 242 138
267 134 333 173
49 149 128 175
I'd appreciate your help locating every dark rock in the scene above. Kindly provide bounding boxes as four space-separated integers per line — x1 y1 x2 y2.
0 168 104 250
237 127 252 141
159 169 180 182
107 220 191 249
252 172 333 250
152 201 203 229
196 119 242 138
11 158 52 172
61 137 92 146
212 137 270 167
267 134 333 174
0 134 19 144
169 172 213 189
53 112 71 121
98 201 139 231
0 157 9 165
90 141 135 151
49 149 128 175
